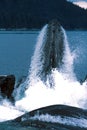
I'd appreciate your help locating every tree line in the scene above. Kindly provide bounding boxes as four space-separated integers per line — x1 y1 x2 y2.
0 0 87 29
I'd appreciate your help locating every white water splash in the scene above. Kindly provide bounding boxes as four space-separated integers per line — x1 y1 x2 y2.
15 70 87 111
0 99 24 122
60 28 76 80
15 25 87 112
28 25 48 84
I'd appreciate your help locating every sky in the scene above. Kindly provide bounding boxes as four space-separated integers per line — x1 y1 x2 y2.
68 0 87 9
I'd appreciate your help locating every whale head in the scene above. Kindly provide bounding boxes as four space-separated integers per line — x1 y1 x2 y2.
29 20 65 86
41 20 65 76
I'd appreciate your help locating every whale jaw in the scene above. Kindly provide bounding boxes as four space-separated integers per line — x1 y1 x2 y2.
41 20 65 77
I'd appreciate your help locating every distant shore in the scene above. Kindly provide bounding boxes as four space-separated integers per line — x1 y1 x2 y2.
0 28 40 31
0 28 87 31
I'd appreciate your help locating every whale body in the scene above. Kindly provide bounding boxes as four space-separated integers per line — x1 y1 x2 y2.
30 20 66 86
28 20 68 87
11 105 87 130
0 105 87 130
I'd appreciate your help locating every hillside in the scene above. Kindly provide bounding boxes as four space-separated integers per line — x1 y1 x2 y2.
0 0 87 29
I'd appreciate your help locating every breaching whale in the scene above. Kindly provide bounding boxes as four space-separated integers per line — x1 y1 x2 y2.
41 20 64 73
27 19 70 87
30 20 65 85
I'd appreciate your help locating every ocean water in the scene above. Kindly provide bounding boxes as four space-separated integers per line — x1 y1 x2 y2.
0 27 87 130
0 30 87 81
0 31 39 80
67 31 87 81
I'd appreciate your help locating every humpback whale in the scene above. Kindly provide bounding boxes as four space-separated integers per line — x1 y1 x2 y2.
12 105 87 130
1 105 87 130
41 20 64 73
29 20 66 86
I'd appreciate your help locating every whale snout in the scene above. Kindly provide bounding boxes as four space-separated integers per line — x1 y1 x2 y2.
48 20 61 33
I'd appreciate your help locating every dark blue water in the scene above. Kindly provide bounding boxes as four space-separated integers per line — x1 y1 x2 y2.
0 30 87 81
0 31 39 80
67 31 87 81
